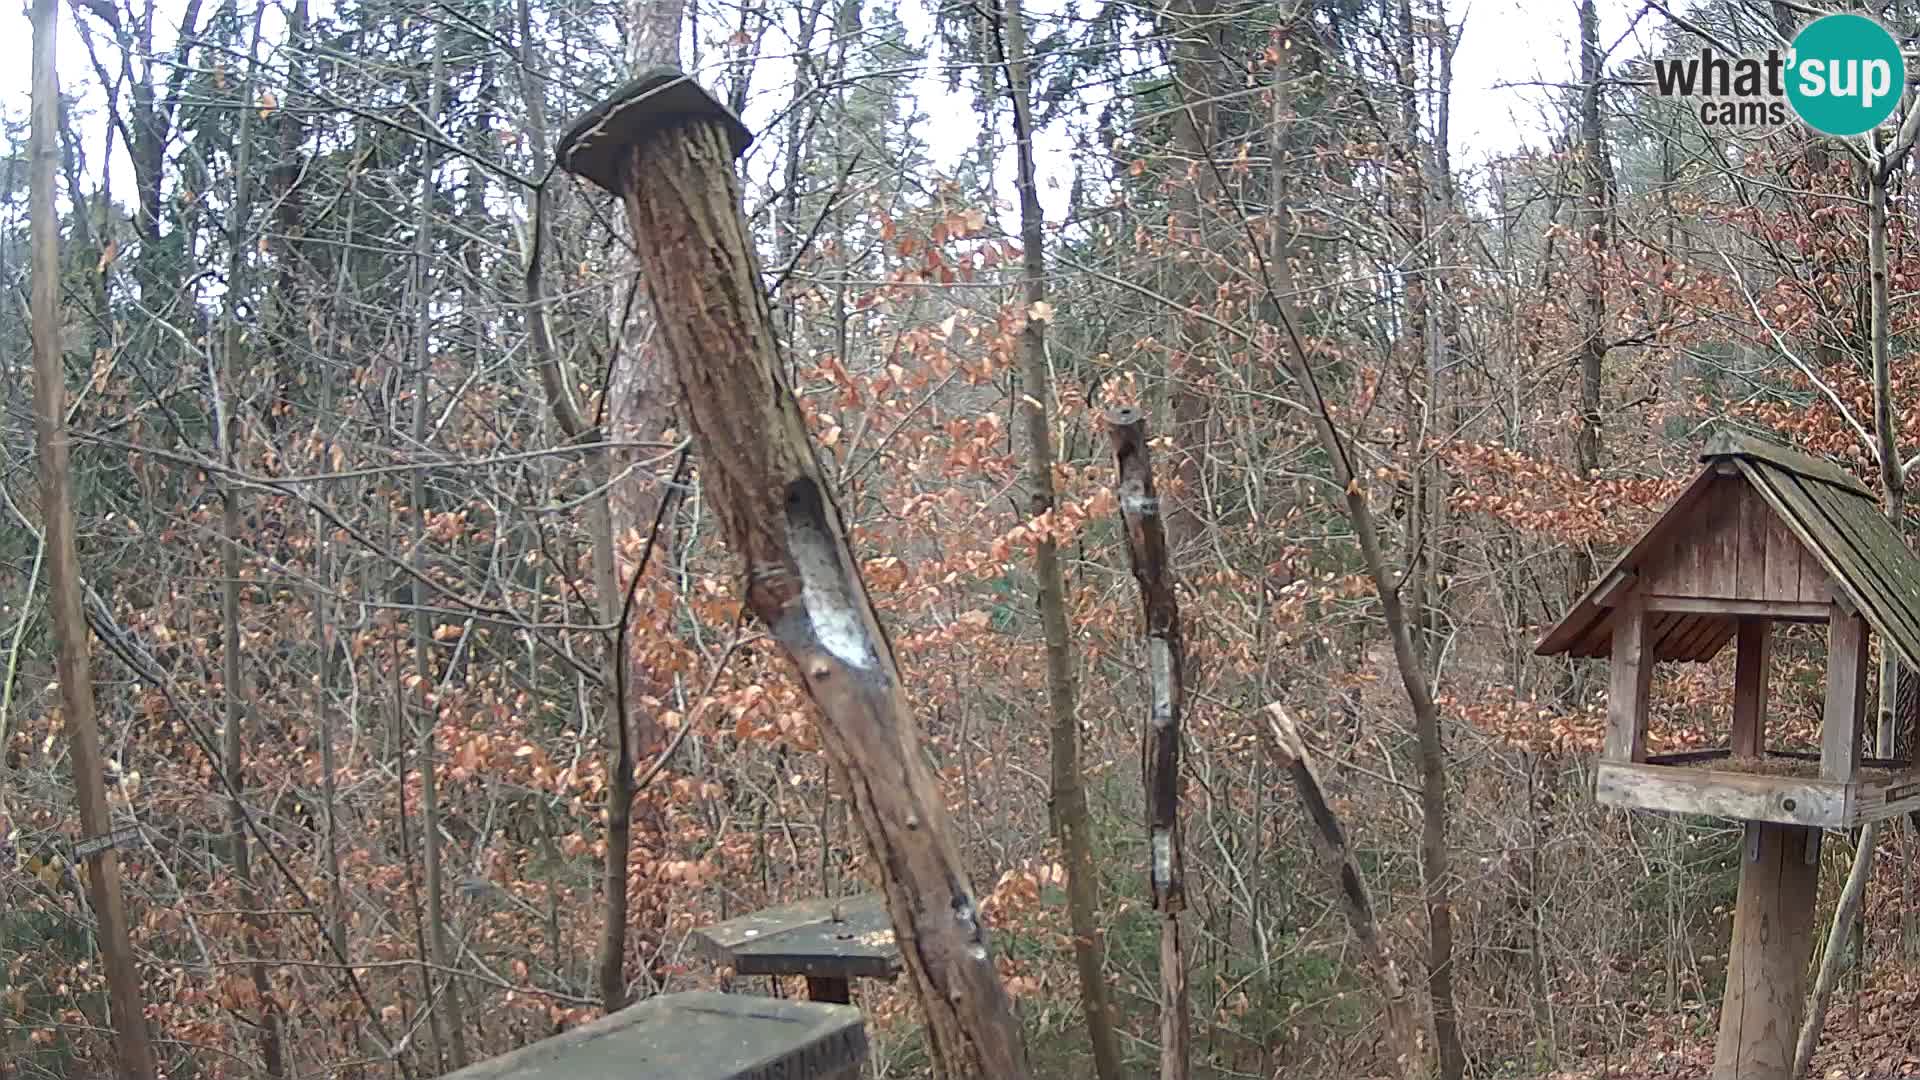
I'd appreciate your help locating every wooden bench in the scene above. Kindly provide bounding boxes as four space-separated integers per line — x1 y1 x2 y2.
695 893 902 1003
439 991 867 1079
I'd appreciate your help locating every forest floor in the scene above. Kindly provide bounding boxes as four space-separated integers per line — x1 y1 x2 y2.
1555 964 1920 1078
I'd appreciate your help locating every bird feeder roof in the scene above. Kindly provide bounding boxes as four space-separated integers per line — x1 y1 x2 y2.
1536 430 1920 670
556 67 752 196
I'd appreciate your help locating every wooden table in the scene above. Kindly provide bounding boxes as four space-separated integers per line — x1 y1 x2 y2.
695 893 902 1004
438 991 867 1079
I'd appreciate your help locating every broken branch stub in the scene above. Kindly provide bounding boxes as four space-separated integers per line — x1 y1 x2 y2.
557 70 1033 1080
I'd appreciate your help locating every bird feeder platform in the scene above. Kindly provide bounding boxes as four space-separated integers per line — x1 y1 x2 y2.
695 893 902 1004
437 991 867 1080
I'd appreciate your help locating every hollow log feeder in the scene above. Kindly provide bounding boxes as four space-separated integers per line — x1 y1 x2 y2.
1537 430 1920 1080
556 69 1033 1080
438 991 867 1080
695 893 902 1004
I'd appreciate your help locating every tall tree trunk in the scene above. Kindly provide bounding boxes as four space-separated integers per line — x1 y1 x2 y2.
29 0 158 1074
406 27 468 1070
1794 128 1916 1077
1266 705 1427 1077
599 0 688 1010
216 7 284 1072
1160 0 1222 553
1571 0 1613 598
1260 102 1463 1074
996 4 1123 1077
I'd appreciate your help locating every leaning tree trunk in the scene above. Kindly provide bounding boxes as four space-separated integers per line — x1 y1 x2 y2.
29 0 158 1074
556 73 1033 1080
1108 410 1191 1080
1265 705 1427 1076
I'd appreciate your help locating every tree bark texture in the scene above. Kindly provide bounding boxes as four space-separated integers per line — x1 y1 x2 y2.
997 1 1123 1075
1717 822 1818 1080
1107 409 1191 1080
29 0 158 1073
609 115 1032 1080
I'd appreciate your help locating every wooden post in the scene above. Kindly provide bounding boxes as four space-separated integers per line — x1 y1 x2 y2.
1823 608 1868 781
1732 617 1770 757
1713 822 1819 1080
556 69 1032 1080
1106 409 1191 1080
1605 596 1652 762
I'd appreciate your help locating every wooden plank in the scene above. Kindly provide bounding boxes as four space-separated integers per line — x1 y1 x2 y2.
1762 509 1806 602
1809 479 1920 670
1712 822 1819 1080
1732 618 1770 758
1822 607 1868 782
1690 621 1738 663
440 991 868 1080
1605 598 1653 762
1594 762 1848 828
1537 467 1723 657
1850 773 1920 825
696 893 901 982
1706 479 1742 598
1790 473 1920 662
1671 613 1728 661
1641 596 1830 620
1741 463 1892 640
1734 482 1772 599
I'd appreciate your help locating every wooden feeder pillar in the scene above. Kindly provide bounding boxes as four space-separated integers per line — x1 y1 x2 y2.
1538 432 1920 1080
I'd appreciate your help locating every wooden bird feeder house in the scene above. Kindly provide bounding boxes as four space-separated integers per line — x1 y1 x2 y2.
1537 430 1920 1079
1538 431 1920 825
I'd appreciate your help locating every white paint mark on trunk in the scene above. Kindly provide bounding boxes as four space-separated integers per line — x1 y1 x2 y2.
1149 638 1174 728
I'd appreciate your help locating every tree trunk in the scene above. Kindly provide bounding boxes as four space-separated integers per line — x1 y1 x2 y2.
216 8 284 1072
29 0 158 1073
994 3 1123 1077
566 85 1033 1079
1108 410 1191 1080
1571 0 1613 601
1795 139 1912 1078
1258 116 1464 1076
407 27 468 1070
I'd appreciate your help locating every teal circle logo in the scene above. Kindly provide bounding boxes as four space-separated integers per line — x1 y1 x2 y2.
1786 14 1905 136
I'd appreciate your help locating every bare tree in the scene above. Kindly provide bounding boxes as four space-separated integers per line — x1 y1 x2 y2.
28 0 156 1074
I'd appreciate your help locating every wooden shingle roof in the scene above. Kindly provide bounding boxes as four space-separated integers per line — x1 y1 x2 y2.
1536 431 1920 670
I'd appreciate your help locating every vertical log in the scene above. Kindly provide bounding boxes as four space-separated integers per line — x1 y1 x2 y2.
557 71 1031 1080
1106 409 1190 1080
994 2 1122 1074
1822 609 1868 782
1604 597 1651 762
1715 822 1818 1080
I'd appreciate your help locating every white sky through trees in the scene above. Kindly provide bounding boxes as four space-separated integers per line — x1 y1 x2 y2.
1 0 1646 233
